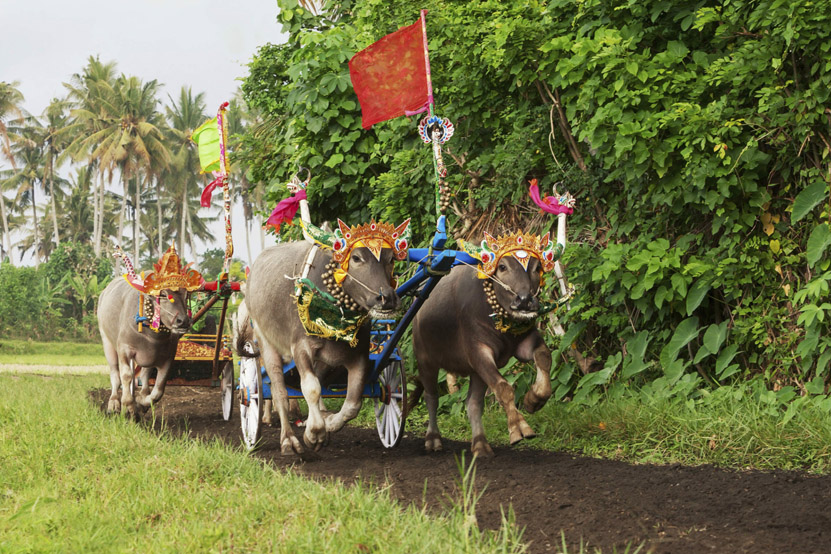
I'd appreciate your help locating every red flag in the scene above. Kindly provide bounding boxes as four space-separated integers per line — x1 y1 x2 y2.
349 18 431 129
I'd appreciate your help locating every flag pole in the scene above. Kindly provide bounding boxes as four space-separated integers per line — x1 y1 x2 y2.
216 102 233 275
419 10 449 219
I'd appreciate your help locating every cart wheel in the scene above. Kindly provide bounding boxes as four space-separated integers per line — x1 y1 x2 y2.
239 343 263 450
374 358 407 448
220 361 234 421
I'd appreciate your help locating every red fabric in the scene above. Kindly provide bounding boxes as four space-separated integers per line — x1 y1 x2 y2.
349 19 429 129
265 190 307 232
200 173 225 207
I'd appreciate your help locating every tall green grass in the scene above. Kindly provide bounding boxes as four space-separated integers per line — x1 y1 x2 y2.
0 374 525 553
0 339 106 366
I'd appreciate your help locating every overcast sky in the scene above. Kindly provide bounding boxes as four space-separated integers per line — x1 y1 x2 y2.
1 0 285 266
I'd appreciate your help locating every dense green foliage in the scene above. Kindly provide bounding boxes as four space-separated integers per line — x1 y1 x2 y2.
239 0 831 396
0 241 111 340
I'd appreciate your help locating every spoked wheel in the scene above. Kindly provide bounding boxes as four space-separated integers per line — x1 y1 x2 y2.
374 358 407 448
220 361 234 421
239 343 263 450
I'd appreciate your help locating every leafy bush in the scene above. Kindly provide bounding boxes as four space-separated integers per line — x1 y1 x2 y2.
239 0 831 398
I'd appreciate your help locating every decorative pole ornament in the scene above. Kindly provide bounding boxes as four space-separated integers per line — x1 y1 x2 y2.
265 168 310 232
191 102 234 275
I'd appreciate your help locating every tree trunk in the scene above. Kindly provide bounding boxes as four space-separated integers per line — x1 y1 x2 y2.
117 179 127 252
31 183 40 267
0 191 11 263
156 179 163 256
134 173 141 264
180 180 187 258
91 170 98 254
48 171 60 247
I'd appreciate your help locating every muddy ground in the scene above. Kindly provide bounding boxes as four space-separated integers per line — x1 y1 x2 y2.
92 386 831 553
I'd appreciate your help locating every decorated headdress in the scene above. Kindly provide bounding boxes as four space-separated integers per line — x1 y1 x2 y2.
301 218 411 284
119 244 203 295
460 231 561 279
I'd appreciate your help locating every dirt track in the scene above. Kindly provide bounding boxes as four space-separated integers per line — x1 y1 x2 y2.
92 386 831 553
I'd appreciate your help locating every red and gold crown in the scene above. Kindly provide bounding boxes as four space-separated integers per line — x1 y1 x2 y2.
331 219 411 263
460 230 561 279
141 244 204 295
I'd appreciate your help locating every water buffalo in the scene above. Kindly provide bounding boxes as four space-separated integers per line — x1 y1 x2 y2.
411 230 561 457
245 219 409 454
98 246 200 418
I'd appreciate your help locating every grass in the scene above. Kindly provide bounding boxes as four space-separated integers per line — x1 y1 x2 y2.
0 373 526 554
0 339 106 367
403 382 831 473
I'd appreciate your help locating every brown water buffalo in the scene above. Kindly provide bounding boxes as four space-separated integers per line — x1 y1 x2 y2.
98 278 191 418
246 219 407 454
412 238 557 457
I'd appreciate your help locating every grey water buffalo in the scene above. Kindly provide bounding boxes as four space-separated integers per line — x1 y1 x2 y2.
98 278 191 418
246 220 407 454
411 250 555 457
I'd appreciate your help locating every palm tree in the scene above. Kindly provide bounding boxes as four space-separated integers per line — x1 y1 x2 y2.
65 66 170 261
0 81 26 260
63 57 118 256
164 87 211 260
3 123 45 265
41 98 72 247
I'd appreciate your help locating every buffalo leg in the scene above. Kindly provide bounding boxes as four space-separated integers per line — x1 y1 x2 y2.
137 362 170 411
102 335 121 414
420 364 443 452
289 344 328 451
259 338 302 455
324 357 367 433
263 399 273 426
517 336 553 413
466 373 493 457
474 344 535 444
117 351 138 419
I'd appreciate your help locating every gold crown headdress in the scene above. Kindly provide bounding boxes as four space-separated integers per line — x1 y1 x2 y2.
460 231 562 279
301 218 411 284
123 244 203 295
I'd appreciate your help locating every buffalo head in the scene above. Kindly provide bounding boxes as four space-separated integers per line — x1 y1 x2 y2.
150 288 191 335
489 255 542 320
306 218 410 318
341 246 399 317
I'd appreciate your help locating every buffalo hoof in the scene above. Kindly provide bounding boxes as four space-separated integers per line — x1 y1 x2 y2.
303 427 328 452
510 420 537 444
281 435 304 456
107 397 121 414
471 437 494 458
122 402 141 421
522 390 550 414
263 411 273 426
424 433 443 452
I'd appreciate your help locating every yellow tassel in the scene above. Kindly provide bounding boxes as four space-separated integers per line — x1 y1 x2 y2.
334 267 348 284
